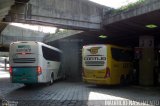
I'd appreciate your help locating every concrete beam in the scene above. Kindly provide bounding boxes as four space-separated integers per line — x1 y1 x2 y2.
5 0 111 30
29 0 108 30
0 25 46 46
104 0 160 25
4 1 27 22
0 0 14 21
0 7 10 20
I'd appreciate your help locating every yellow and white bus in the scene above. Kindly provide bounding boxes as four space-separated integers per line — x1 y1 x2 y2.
82 44 133 85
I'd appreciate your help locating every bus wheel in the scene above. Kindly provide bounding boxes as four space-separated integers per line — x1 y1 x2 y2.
24 84 32 87
49 73 54 85
125 75 130 85
120 75 125 86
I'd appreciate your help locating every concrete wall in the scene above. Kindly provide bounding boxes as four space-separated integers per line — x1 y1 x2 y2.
104 0 160 25
0 0 14 21
0 25 45 46
139 48 154 86
139 36 154 86
52 39 83 81
27 0 110 30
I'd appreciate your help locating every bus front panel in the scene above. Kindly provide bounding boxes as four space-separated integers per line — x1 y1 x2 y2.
82 45 110 84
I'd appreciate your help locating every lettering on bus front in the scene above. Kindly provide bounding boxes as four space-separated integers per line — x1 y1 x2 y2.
84 57 106 61
16 45 31 52
84 56 106 66
84 46 106 67
16 49 31 52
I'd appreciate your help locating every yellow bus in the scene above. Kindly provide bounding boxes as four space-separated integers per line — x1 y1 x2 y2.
82 44 133 85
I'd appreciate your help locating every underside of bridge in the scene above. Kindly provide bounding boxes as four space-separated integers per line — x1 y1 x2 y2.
1 0 160 47
43 0 160 48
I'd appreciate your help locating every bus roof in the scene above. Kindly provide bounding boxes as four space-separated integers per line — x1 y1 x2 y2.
10 41 62 53
83 44 132 50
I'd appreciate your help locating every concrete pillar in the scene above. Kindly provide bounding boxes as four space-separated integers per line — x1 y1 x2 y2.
59 39 83 81
139 36 154 86
4 58 7 71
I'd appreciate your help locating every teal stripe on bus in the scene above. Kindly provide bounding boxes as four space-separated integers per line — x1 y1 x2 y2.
12 67 38 83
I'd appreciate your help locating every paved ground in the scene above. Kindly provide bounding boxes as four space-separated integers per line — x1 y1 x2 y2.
0 71 160 106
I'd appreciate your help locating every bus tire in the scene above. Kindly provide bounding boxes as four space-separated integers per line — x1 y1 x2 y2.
125 74 130 85
120 75 125 86
24 84 32 87
49 73 54 85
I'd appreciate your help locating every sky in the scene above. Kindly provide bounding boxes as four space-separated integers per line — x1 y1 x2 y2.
89 0 140 9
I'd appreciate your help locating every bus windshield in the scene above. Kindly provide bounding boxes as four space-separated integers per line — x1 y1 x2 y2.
10 42 39 65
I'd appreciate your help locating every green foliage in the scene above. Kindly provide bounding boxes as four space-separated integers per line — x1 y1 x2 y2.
111 0 146 14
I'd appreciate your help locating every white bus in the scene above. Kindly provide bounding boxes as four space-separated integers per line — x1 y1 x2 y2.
9 41 63 85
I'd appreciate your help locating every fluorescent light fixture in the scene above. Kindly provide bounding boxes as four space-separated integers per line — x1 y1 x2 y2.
145 24 158 29
99 35 107 39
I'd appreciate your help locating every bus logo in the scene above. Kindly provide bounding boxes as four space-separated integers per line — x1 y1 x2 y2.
18 45 30 48
87 47 101 54
17 45 31 52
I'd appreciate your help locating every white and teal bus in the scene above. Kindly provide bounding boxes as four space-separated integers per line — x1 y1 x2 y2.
9 41 63 85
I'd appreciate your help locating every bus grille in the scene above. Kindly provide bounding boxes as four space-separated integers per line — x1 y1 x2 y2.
13 58 36 63
85 61 104 66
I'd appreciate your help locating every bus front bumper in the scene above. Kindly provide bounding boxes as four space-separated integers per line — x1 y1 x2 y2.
11 76 38 84
83 77 111 85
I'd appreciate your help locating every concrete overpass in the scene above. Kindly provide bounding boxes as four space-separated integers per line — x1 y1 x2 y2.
1 0 160 39
0 0 112 47
2 0 160 44
38 0 160 45
5 0 112 30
